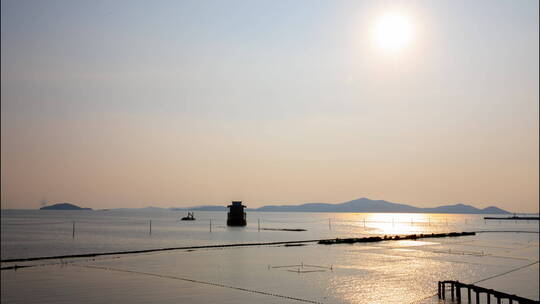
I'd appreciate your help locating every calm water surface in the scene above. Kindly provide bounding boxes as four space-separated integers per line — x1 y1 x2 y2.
1 210 538 303
2 209 537 259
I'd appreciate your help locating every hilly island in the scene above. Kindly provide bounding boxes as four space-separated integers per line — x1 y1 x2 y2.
172 197 510 214
40 203 92 210
39 198 510 214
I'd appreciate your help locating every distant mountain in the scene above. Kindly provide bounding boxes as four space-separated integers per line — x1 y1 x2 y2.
256 203 331 212
40 203 92 211
170 205 228 211
96 197 511 214
254 198 510 214
106 206 168 211
481 206 510 214
421 203 509 214
140 206 167 211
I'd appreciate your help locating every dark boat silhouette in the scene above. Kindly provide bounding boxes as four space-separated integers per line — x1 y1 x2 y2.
181 212 195 221
227 201 247 226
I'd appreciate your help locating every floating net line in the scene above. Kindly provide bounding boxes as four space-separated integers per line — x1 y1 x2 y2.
1 220 151 226
2 219 537 232
76 264 323 304
1 221 73 226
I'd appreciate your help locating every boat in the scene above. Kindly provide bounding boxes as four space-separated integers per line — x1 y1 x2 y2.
227 201 247 226
181 212 195 221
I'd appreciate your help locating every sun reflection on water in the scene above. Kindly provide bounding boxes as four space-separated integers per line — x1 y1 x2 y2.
364 213 430 235
330 213 467 236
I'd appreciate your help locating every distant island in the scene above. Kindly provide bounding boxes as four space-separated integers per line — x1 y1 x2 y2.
63 197 511 214
40 203 92 211
170 205 228 212
169 197 510 214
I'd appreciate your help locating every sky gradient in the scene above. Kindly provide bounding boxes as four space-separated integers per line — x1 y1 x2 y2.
1 0 538 212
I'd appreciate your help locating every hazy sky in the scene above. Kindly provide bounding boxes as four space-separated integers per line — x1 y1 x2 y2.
1 0 538 212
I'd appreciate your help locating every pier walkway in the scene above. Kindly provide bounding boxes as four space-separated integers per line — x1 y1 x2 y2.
438 280 539 304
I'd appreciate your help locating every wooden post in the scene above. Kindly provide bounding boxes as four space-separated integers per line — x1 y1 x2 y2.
496 296 501 304
468 288 471 303
451 282 454 300
476 290 480 304
149 220 152 236
456 282 461 303
442 282 445 299
487 292 491 304
72 221 75 239
328 219 331 230
438 282 441 298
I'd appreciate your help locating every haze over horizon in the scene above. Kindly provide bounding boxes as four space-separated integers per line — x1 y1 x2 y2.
1 0 538 213
30 196 519 214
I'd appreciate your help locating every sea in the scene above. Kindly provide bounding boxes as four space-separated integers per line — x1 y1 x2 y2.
1 209 539 303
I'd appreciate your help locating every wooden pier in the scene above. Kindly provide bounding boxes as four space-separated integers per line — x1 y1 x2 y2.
438 280 539 304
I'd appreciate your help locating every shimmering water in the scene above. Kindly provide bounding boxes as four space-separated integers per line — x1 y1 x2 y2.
1 210 538 303
2 209 537 259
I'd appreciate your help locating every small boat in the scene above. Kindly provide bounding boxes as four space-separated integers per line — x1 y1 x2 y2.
181 212 195 221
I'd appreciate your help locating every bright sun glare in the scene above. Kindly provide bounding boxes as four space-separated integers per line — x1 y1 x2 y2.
373 12 414 52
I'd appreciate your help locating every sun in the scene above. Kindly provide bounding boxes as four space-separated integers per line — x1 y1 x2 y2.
373 12 414 52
